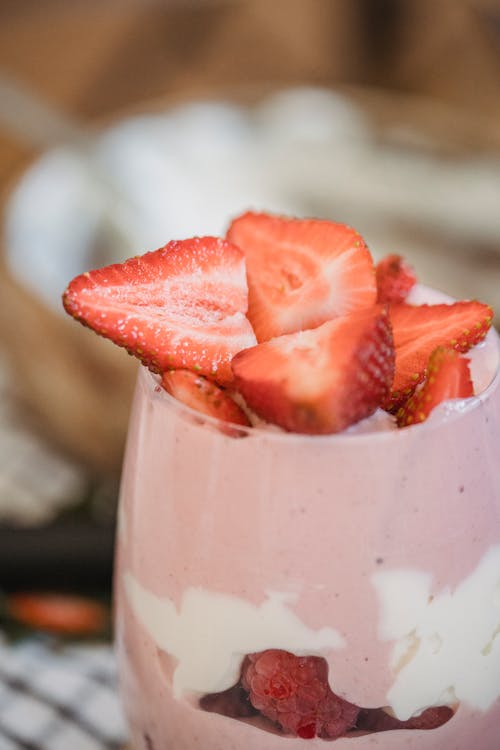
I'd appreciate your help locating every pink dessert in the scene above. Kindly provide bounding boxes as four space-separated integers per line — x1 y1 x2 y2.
63 212 500 748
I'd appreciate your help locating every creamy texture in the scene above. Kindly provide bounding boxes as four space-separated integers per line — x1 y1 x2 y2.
125 575 344 698
373 544 500 719
115 306 500 748
125 541 500 717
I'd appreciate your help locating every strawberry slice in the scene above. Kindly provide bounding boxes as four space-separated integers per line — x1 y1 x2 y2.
62 237 257 385
376 254 417 304
388 301 492 409
231 305 394 434
396 347 473 427
227 212 376 341
161 369 250 427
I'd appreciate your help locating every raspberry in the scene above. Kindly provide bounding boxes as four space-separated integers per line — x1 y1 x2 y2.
240 650 359 739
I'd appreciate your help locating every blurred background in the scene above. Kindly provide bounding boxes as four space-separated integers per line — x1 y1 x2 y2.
0 0 499 745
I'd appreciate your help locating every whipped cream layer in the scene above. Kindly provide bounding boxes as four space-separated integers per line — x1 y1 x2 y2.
125 540 500 718
373 544 500 719
124 576 344 698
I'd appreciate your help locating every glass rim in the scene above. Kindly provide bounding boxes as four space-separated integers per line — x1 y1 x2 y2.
140 340 500 445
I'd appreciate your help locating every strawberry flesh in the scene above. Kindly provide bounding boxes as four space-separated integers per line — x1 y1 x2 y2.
62 237 257 385
376 254 417 304
231 305 394 434
161 369 250 427
388 301 492 410
227 212 376 341
396 347 473 427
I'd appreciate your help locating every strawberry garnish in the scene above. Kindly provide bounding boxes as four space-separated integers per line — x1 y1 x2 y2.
241 650 359 739
227 212 376 342
376 254 417 304
388 301 492 409
161 369 250 427
62 237 257 385
231 305 394 434
396 347 473 427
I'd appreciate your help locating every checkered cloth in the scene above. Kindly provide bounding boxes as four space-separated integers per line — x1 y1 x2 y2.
0 634 128 749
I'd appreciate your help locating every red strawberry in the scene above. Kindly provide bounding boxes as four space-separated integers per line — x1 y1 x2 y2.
396 347 473 427
388 301 492 409
241 650 359 739
376 254 417 304
357 705 453 732
231 305 394 434
161 369 250 427
62 237 257 385
227 212 376 341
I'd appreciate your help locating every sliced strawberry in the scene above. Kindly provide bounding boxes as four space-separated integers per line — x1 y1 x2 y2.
396 347 473 427
388 301 492 410
63 237 257 385
231 305 394 434
161 369 250 427
227 212 376 341
376 254 417 304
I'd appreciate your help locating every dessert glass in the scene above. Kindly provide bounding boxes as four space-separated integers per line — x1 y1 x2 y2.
115 344 500 749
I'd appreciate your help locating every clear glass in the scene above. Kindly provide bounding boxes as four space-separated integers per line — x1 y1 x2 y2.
115 355 500 749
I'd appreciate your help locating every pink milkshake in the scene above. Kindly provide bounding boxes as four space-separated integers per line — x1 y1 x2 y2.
114 324 500 749
62 211 500 747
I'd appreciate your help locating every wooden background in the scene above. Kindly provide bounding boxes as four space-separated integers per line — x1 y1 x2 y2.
0 0 499 474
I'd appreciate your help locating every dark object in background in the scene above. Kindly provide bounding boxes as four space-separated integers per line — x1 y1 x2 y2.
0 521 115 592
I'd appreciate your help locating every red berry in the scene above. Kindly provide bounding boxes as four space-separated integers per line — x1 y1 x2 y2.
227 211 376 342
231 305 394 434
396 347 474 427
161 369 250 428
376 254 417 304
62 236 256 385
387 300 492 410
241 650 359 739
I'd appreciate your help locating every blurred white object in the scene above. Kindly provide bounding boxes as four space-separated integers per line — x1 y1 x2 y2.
5 86 500 313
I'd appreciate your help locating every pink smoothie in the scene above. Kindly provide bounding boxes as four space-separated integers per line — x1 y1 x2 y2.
115 326 500 749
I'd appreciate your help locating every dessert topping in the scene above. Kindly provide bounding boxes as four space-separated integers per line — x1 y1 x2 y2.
231 305 394 434
388 301 492 410
161 370 250 427
376 254 417 304
227 212 376 342
63 236 257 385
396 347 474 427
